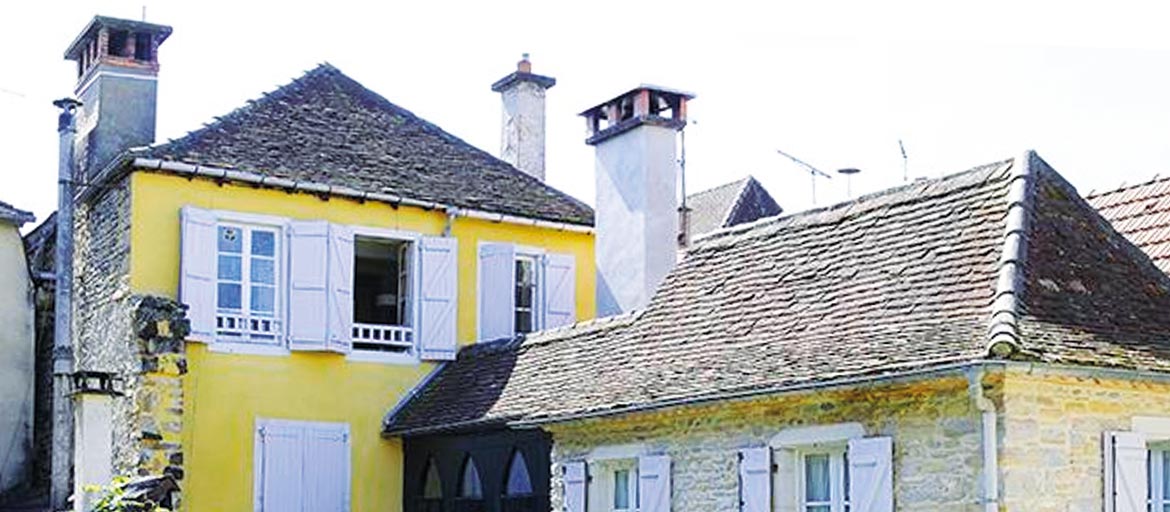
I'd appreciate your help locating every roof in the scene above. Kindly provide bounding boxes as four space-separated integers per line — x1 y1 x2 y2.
133 64 593 226
685 176 782 239
1087 176 1170 273
384 151 1170 436
0 200 35 227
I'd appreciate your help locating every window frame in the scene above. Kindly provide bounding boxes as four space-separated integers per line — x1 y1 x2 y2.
1151 444 1170 511
207 210 290 356
513 250 543 335
347 226 421 365
795 446 849 512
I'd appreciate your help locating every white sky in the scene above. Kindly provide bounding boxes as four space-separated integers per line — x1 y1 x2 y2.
4 1 1170 227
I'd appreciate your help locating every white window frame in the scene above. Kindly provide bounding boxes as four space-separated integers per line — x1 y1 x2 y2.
346 226 421 365
796 446 849 512
208 210 291 356
513 248 545 335
1153 446 1169 511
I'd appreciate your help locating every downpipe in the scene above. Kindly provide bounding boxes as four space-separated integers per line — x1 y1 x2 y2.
968 366 999 512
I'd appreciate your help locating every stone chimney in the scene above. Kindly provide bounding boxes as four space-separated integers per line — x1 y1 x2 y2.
64 16 172 180
491 54 556 181
581 85 694 316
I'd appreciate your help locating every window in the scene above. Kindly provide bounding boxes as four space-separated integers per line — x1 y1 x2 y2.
505 451 534 496
460 457 484 499
352 236 414 354
423 458 443 499
612 468 638 512
216 224 281 343
1152 447 1170 512
514 256 539 334
800 450 849 512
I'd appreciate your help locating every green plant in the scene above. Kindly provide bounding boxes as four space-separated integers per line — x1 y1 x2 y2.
83 477 170 512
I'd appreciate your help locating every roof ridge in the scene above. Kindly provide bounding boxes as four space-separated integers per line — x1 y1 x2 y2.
691 158 1013 248
986 150 1038 359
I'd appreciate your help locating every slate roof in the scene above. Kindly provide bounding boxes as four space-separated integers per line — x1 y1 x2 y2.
132 64 594 226
685 176 782 239
0 200 35 227
384 152 1170 436
1087 176 1170 273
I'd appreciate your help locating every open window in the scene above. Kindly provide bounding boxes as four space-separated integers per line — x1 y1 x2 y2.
352 236 413 354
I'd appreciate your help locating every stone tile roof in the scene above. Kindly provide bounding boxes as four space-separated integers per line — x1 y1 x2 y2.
685 176 782 239
1087 176 1170 273
384 152 1170 435
0 200 35 227
133 64 594 226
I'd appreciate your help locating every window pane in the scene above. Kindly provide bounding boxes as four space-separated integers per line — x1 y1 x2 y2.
614 469 630 509
218 255 242 280
515 311 532 334
217 283 241 309
251 286 275 313
805 454 831 502
422 459 442 499
505 451 533 496
805 507 830 512
460 458 483 499
218 226 242 253
1164 451 1170 499
251 230 276 256
251 258 275 284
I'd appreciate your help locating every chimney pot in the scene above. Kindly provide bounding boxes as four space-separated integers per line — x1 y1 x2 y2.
518 53 532 73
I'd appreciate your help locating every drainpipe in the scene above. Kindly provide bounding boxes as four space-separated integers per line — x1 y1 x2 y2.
967 366 999 512
51 97 81 510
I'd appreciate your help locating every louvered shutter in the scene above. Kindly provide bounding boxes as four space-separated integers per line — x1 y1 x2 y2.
477 242 515 341
563 461 587 512
287 220 330 351
739 447 771 512
419 236 458 360
1105 431 1148 512
326 224 354 354
639 455 672 512
180 206 217 342
848 437 893 512
255 421 304 512
542 253 576 329
304 423 351 512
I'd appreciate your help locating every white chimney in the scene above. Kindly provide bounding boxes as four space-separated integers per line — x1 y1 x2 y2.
581 85 694 316
491 54 556 181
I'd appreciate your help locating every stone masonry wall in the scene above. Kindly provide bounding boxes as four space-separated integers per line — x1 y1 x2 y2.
547 372 995 512
131 297 188 489
999 365 1170 512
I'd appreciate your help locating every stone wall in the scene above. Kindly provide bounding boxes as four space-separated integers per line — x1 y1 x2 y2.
999 365 1170 512
131 296 188 488
547 372 992 512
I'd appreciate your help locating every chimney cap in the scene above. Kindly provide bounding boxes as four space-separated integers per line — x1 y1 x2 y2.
578 84 696 117
491 54 556 92
64 15 173 60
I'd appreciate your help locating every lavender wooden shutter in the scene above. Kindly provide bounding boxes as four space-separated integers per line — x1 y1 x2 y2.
419 236 458 360
180 206 217 342
542 253 576 329
1105 431 1148 512
477 242 515 341
848 437 893 512
739 447 771 512
639 454 672 512
326 224 354 354
287 220 329 351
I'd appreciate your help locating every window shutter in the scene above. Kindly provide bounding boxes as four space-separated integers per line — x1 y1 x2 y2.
303 423 351 512
542 253 576 329
848 437 893 512
255 422 304 512
738 447 771 512
326 224 354 354
477 242 515 341
639 454 672 512
287 220 330 351
562 461 587 512
419 236 458 360
180 206 217 342
1105 431 1148 512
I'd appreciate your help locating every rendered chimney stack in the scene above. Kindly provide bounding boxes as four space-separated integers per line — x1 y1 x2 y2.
63 15 172 180
492 54 556 181
581 85 695 316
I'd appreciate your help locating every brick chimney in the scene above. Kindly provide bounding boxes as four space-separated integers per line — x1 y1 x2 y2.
491 54 556 181
64 15 172 180
581 85 694 315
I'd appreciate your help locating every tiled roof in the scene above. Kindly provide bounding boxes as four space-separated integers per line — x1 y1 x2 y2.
685 176 782 239
384 152 1170 435
0 200 34 227
134 64 594 226
1087 176 1170 273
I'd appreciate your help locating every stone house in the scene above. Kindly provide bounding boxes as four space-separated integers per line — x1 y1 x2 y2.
386 151 1170 512
680 176 782 248
0 201 35 499
31 14 605 511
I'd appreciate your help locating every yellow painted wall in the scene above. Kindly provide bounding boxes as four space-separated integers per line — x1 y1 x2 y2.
128 171 595 511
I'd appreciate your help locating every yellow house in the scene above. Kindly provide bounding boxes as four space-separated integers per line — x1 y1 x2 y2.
52 15 594 511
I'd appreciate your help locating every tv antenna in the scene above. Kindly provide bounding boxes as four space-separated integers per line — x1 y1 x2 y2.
898 139 908 182
837 168 861 198
777 148 831 205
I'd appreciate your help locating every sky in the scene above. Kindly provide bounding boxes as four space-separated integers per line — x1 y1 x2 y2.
4 1 1170 228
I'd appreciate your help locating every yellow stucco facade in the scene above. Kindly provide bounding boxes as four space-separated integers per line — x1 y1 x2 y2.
127 171 595 511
